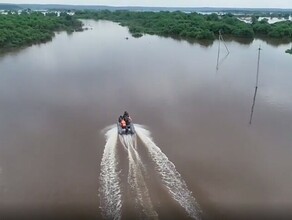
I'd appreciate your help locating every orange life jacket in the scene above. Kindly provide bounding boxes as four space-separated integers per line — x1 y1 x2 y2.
121 120 126 128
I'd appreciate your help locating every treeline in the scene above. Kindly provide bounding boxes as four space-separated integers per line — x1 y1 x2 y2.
1 10 291 50
0 12 82 49
237 11 291 19
252 18 292 38
75 10 292 41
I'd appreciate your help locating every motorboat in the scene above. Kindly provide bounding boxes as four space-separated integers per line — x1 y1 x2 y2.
117 111 135 135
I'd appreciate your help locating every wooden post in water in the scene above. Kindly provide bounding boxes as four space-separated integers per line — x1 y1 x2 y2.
219 30 230 54
255 46 262 88
216 30 230 70
249 46 262 125
216 33 221 70
249 87 258 125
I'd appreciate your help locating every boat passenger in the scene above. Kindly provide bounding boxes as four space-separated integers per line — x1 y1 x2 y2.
121 119 126 128
123 111 131 125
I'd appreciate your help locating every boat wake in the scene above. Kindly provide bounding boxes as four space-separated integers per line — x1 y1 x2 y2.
135 125 201 219
120 134 158 219
99 126 122 220
99 124 201 220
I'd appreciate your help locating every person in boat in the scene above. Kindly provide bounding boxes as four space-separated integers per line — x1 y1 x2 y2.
118 115 123 123
123 111 129 118
120 118 126 129
123 111 131 125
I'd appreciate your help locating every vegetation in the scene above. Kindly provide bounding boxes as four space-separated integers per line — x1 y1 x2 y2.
75 10 253 40
238 11 292 19
75 10 292 42
0 12 83 49
252 18 292 39
0 10 291 50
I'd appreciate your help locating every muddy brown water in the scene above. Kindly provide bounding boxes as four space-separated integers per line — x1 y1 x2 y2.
0 20 292 219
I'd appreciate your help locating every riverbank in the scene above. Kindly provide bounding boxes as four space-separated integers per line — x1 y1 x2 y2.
0 12 83 50
1 10 291 51
75 10 292 42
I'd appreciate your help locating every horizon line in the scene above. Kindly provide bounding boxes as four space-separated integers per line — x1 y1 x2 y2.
1 3 292 10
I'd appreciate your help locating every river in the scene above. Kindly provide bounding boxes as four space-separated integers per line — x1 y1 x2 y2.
0 20 292 219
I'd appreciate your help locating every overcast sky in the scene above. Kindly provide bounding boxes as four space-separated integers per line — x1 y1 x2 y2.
2 0 292 8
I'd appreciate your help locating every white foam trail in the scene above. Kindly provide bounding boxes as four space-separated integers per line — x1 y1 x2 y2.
135 125 202 220
120 134 146 174
121 135 158 219
119 135 128 151
99 126 122 220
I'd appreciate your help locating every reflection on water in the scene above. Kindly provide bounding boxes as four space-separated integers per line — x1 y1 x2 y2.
223 36 254 45
149 34 214 47
0 20 292 219
257 36 292 47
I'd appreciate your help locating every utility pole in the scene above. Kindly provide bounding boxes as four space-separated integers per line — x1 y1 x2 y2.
249 46 262 125
255 46 262 88
216 30 230 70
216 34 221 70
219 30 229 54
